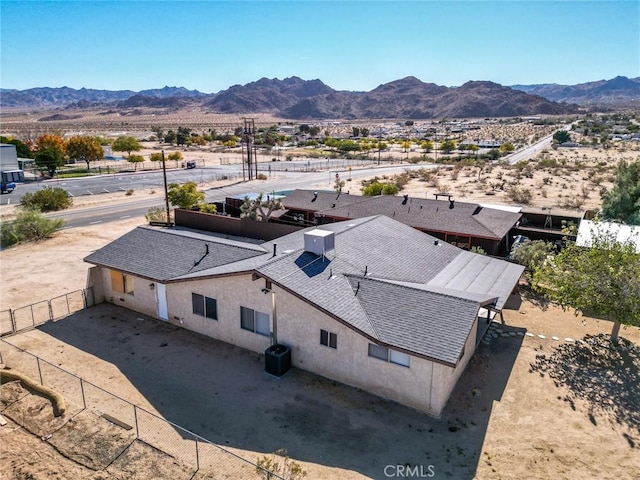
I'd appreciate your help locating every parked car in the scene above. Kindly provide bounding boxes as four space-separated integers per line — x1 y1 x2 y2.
508 235 529 259
186 160 196 169
1 181 16 194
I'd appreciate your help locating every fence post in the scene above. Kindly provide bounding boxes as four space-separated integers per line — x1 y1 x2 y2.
80 378 87 409
48 300 54 321
65 293 71 316
36 357 43 384
10 309 16 333
30 304 35 327
195 436 200 471
133 405 139 438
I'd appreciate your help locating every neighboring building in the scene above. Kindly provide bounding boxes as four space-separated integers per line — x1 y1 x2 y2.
281 190 522 255
0 143 25 183
577 219 640 253
85 216 524 416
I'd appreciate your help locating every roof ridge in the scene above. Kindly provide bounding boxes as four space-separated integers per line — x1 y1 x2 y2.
344 274 382 341
141 226 268 253
353 275 484 305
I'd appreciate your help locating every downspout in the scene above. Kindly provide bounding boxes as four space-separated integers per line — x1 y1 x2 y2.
271 290 277 346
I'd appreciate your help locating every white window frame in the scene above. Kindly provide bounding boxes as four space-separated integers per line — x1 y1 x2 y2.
240 306 270 337
368 344 410 368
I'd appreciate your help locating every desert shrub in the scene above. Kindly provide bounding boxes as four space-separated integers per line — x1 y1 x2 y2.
257 173 268 180
256 449 306 480
506 187 533 204
1 210 65 247
362 181 399 196
20 187 72 212
198 203 218 214
145 206 168 223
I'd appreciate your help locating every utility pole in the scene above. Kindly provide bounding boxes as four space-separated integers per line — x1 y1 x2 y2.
161 150 171 224
241 118 257 181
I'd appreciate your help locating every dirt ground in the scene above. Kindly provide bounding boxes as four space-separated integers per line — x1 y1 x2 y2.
1 139 639 478
1 220 639 479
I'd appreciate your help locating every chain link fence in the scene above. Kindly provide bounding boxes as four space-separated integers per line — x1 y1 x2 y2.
0 288 94 336
0 339 283 479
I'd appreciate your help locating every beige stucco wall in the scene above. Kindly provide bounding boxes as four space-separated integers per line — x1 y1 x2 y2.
86 266 105 304
90 266 475 417
98 268 158 319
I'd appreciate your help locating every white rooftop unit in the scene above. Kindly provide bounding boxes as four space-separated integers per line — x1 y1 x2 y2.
304 229 335 256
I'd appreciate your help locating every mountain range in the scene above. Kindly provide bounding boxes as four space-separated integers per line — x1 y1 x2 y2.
1 76 638 120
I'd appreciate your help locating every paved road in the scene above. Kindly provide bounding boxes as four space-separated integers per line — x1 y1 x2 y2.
40 162 436 229
504 134 554 165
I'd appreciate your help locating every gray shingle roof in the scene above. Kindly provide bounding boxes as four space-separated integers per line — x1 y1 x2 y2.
86 216 524 365
317 195 521 239
345 276 482 365
84 226 267 281
282 189 366 212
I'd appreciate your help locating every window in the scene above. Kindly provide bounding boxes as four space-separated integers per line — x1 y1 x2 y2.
111 270 134 295
240 306 270 336
320 329 337 349
192 293 217 320
368 344 410 368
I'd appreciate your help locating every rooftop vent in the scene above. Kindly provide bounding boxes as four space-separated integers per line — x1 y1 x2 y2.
449 199 455 209
312 192 318 202
304 229 335 256
402 194 409 205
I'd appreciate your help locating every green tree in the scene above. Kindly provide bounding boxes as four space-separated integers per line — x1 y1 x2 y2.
240 193 282 222
600 160 640 225
168 151 184 161
533 233 640 343
1 209 65 247
164 130 177 144
176 126 191 146
0 136 32 158
553 130 571 144
308 126 320 137
20 187 72 212
420 140 434 153
149 152 163 162
500 142 515 154
151 126 164 142
127 154 145 171
35 147 66 177
66 136 103 171
112 136 142 158
440 140 456 154
511 239 555 278
167 182 205 209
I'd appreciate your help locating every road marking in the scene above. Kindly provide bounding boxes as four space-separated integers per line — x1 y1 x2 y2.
89 220 103 225
119 215 131 219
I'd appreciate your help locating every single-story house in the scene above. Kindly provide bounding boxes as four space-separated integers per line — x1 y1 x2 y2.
85 215 524 416
281 190 522 255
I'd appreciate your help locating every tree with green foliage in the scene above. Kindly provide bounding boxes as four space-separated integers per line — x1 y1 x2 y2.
66 136 103 171
149 152 163 162
533 233 640 344
127 154 145 171
440 140 456 154
309 126 320 137
20 187 72 212
176 127 191 146
500 142 515 154
553 130 571 144
35 147 66 177
240 193 282 222
600 160 640 225
0 136 32 158
511 239 555 278
164 130 177 144
420 140 434 153
112 136 142 158
0 209 65 247
167 182 205 209
168 151 184 161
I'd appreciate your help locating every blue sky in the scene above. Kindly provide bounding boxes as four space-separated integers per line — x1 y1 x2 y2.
1 1 638 92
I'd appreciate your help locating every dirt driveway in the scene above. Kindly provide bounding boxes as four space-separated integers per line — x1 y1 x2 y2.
2 300 639 480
